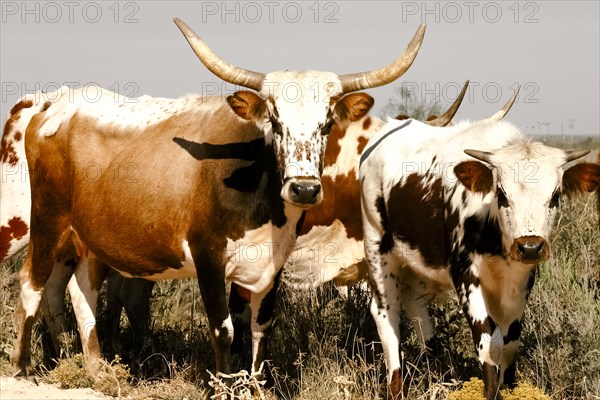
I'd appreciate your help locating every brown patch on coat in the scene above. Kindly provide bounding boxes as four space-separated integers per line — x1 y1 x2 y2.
0 217 29 261
0 139 19 166
10 99 34 116
4 100 33 138
324 123 344 164
2 100 34 167
362 116 372 130
357 136 369 155
301 170 362 240
385 174 450 266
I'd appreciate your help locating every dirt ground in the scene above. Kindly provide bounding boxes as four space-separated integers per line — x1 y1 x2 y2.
0 376 113 400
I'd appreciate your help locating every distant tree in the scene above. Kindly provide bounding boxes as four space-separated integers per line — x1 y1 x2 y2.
380 84 443 121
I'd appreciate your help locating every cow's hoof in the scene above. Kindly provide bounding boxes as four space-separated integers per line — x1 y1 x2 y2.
13 368 38 385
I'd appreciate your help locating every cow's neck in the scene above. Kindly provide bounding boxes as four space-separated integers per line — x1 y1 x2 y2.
448 191 535 329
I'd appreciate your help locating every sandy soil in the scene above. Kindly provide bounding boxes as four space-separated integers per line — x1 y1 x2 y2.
0 376 113 400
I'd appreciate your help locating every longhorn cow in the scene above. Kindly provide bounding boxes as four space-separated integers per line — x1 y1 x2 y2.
359 90 600 399
9 18 426 377
100 82 470 354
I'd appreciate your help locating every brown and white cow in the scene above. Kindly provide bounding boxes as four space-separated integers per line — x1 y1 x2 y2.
359 91 600 399
99 81 470 354
11 18 426 378
1 97 82 360
1 104 152 356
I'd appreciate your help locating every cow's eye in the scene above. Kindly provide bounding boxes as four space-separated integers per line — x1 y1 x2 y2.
549 190 560 208
497 187 509 208
270 117 283 136
321 120 334 136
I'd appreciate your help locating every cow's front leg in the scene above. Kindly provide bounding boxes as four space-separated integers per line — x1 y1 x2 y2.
248 269 282 373
500 319 521 389
229 282 251 355
67 257 108 371
457 279 504 400
365 238 404 400
105 271 155 357
501 270 534 388
121 277 154 353
196 257 233 374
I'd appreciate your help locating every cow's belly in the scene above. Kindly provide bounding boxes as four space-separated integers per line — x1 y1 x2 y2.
117 240 198 281
128 221 297 293
393 244 453 290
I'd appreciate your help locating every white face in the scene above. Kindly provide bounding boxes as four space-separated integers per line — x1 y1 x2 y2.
489 142 567 263
260 71 342 208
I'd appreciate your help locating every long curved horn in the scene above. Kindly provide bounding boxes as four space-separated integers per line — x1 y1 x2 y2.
464 149 493 163
486 85 520 122
427 80 469 127
174 18 265 91
564 149 590 163
339 24 426 93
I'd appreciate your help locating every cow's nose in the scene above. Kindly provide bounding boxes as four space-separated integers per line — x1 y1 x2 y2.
515 236 547 263
290 182 321 202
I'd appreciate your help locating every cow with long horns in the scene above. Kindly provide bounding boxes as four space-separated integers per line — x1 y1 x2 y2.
81 82 470 357
11 18 426 377
359 89 600 399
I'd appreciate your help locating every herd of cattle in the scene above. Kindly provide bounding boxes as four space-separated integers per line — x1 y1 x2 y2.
1 18 599 400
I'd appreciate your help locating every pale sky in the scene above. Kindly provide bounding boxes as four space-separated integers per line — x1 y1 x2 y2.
1 1 599 136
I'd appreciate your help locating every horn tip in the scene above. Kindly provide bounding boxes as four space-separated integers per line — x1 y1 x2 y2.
173 17 190 32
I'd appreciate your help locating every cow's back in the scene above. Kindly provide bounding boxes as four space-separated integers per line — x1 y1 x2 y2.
359 118 522 280
25 88 280 278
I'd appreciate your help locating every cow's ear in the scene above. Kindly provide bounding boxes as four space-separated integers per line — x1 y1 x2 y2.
454 161 493 193
562 163 600 195
333 93 374 126
227 91 267 121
